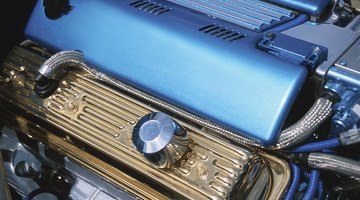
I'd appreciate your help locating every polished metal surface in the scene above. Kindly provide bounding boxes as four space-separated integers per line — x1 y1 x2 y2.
334 37 360 77
0 112 166 200
0 127 44 197
133 112 189 168
283 16 360 88
0 45 290 199
0 126 136 200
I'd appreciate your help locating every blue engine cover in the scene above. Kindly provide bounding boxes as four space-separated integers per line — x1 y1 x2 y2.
25 0 307 146
268 0 331 16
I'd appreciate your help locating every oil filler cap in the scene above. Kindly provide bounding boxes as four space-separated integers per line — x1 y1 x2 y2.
132 112 189 169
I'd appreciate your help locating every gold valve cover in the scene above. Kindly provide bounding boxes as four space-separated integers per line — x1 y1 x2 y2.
0 45 290 200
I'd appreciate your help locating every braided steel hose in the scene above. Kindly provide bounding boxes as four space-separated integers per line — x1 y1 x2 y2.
36 50 335 149
307 153 360 181
95 71 261 146
36 50 261 146
38 50 95 80
275 98 333 149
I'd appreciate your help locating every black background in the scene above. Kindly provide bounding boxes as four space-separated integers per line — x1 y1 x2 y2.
0 0 37 62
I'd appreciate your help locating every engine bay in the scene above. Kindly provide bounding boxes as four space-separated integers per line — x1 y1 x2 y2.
0 0 360 199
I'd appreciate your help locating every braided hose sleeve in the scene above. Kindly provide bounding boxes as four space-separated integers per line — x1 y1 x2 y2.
37 50 337 150
36 50 261 147
275 98 333 149
308 153 360 181
38 50 95 80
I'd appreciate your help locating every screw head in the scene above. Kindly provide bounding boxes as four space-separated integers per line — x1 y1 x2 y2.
314 46 320 52
340 59 348 66
267 32 275 37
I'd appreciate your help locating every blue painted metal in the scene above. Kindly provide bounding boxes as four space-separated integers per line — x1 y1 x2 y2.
268 0 331 16
266 14 309 33
326 58 360 134
165 0 295 31
25 0 307 145
258 32 328 71
325 71 360 134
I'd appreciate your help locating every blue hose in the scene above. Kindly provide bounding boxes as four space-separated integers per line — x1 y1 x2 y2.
322 149 336 154
284 164 301 200
303 170 320 200
290 138 341 153
304 171 324 200
266 14 309 33
318 178 324 200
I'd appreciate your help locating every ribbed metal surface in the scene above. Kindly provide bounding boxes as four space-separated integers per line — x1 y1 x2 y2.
0 46 275 200
166 0 294 30
46 73 250 198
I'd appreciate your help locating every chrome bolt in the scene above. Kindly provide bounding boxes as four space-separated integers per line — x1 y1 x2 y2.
314 46 320 53
340 59 348 66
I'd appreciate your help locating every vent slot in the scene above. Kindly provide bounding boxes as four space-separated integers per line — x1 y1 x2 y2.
199 25 246 42
129 0 171 15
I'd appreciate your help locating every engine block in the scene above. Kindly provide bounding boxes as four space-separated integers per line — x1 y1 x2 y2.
1 0 360 199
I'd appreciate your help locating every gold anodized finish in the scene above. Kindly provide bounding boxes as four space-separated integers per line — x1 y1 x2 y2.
46 73 255 199
0 45 290 199
0 110 167 200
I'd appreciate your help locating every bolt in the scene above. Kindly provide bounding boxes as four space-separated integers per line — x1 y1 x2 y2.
340 59 348 66
266 32 275 38
13 75 25 86
313 46 320 53
67 102 78 113
196 166 210 180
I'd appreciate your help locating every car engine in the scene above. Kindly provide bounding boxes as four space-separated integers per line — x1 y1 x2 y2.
0 0 359 199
